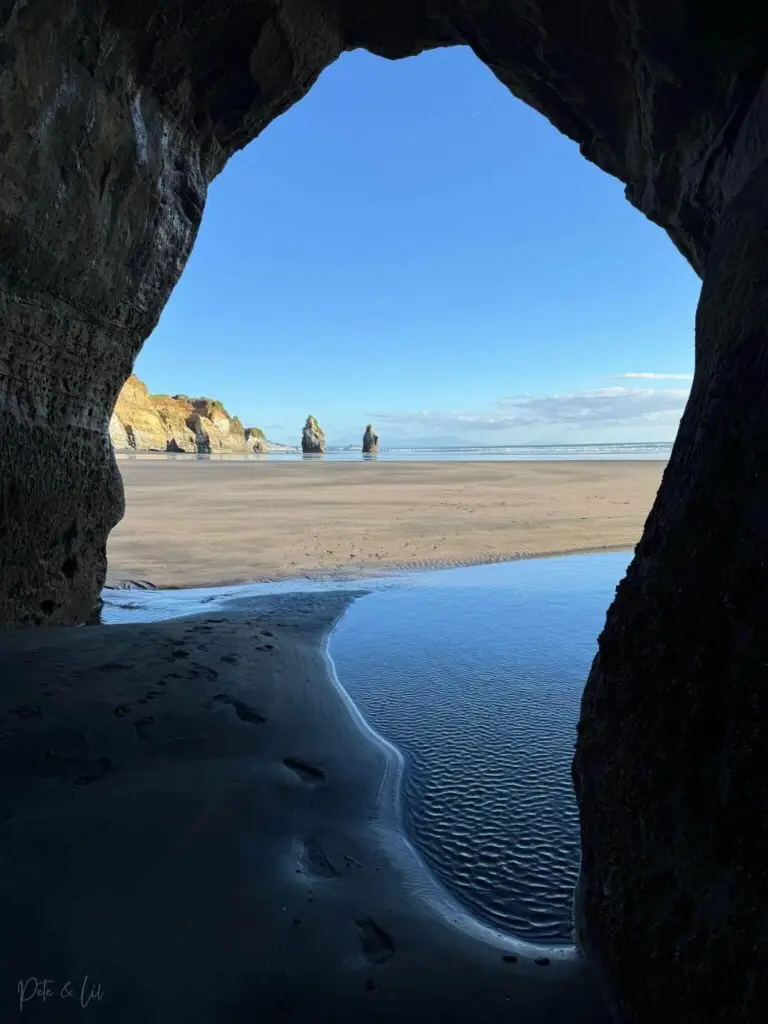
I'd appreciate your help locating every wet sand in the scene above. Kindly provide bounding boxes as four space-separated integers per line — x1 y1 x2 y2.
0 592 610 1023
108 458 664 587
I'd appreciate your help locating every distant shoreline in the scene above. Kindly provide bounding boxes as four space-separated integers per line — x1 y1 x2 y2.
105 543 634 592
114 440 672 463
107 458 663 589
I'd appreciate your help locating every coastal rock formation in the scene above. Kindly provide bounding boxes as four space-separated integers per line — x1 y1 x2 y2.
245 426 268 453
362 425 379 454
108 412 131 451
301 416 326 454
110 375 266 455
186 398 247 454
0 2 767 1022
110 375 193 452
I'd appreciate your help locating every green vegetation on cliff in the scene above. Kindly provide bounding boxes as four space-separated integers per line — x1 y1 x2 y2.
110 375 267 453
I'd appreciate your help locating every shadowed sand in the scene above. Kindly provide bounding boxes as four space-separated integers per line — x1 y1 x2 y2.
108 458 664 587
0 592 609 1023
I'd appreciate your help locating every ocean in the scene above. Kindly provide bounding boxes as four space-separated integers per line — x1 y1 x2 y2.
100 549 631 945
116 441 671 462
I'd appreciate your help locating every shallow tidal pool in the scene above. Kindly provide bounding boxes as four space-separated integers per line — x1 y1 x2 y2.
101 549 631 943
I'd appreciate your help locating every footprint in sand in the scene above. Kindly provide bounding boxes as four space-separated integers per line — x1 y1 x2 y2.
283 756 326 783
210 693 267 724
187 663 219 682
355 917 395 965
97 661 133 673
135 688 164 705
160 672 184 684
10 704 43 720
133 716 154 741
74 757 113 787
298 836 337 878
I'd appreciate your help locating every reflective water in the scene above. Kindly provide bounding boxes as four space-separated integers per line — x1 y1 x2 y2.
100 550 631 944
328 551 631 942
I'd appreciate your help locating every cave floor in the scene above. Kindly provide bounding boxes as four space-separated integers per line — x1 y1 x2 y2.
0 592 609 1023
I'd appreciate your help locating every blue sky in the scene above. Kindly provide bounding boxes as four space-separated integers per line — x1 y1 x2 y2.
135 46 702 447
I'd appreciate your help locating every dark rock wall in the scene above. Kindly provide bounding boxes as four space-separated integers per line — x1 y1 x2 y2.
0 2 207 624
573 158 768 1022
0 0 342 625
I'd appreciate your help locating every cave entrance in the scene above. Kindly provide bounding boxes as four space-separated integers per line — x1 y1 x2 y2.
105 46 699 943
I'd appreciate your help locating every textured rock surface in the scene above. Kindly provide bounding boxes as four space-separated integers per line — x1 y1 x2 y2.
108 411 131 451
301 415 326 454
110 374 264 454
1 1 768 1020
245 426 268 453
110 375 193 451
362 424 379 454
572 160 768 1023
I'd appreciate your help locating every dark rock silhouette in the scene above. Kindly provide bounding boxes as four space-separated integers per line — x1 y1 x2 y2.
301 416 326 454
362 425 379 454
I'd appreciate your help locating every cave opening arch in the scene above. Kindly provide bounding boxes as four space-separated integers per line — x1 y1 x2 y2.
114 43 697 949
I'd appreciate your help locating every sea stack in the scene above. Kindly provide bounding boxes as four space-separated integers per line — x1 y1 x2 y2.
245 427 268 453
362 424 379 454
301 415 326 454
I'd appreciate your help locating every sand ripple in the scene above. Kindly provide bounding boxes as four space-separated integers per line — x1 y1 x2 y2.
354 675 581 942
329 555 626 943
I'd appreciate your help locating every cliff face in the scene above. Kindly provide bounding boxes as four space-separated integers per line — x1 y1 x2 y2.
109 375 267 454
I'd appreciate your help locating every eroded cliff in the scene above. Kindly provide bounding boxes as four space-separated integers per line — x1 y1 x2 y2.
109 375 267 453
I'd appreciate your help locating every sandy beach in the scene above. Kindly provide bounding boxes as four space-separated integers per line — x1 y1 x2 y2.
0 592 611 1022
108 457 665 587
0 455 652 1020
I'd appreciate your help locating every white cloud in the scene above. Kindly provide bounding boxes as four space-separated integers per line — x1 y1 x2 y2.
373 386 691 443
613 372 693 380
